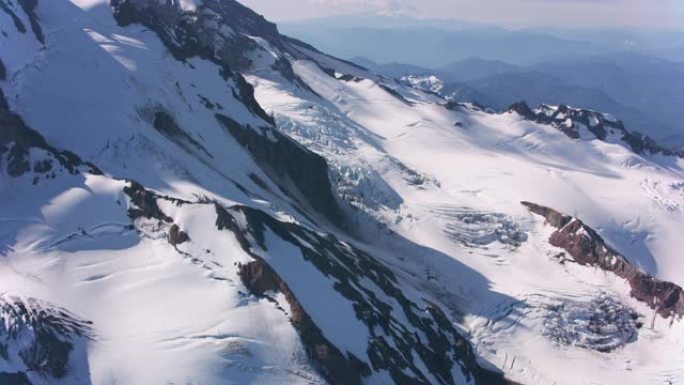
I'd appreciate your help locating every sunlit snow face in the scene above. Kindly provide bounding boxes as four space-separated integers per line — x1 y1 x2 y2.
175 0 203 11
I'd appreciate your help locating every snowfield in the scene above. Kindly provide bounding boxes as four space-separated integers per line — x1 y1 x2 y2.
1 0 684 384
247 30 684 385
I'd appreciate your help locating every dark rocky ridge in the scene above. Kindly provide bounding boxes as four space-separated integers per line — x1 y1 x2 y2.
122 180 195 250
110 0 295 80
122 183 358 383
0 0 43 43
0 57 6 80
111 0 257 69
215 204 369 385
0 372 31 385
0 296 92 380
523 201 684 318
110 0 346 224
215 113 343 225
0 89 100 179
509 101 684 158
123 180 174 223
111 0 277 125
219 204 511 385
0 0 28 35
17 0 43 43
119 181 512 385
239 258 368 385
109 0 355 123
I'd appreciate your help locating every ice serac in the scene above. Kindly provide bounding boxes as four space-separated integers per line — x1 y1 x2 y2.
523 201 684 318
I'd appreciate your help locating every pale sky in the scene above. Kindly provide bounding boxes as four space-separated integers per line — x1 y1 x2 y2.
239 0 684 30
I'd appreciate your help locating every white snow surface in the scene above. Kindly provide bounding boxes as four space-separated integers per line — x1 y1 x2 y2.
1 1 684 385
0 1 321 384
246 36 684 385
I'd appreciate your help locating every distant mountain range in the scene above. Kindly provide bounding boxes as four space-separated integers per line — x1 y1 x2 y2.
280 15 684 66
353 53 684 146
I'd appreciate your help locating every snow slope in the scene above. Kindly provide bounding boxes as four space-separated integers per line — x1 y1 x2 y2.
245 25 684 385
1 0 684 384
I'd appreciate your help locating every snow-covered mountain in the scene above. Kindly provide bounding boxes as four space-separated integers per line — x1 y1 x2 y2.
1 1 683 385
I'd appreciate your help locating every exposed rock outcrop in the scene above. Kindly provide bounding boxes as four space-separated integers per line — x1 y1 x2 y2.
119 182 515 384
523 201 684 318
111 0 260 69
0 296 92 380
16 0 43 44
122 181 193 249
0 372 31 385
509 102 684 158
0 57 6 80
111 0 278 125
0 0 27 35
0 89 99 178
216 203 511 385
238 258 368 385
122 180 174 222
167 223 189 246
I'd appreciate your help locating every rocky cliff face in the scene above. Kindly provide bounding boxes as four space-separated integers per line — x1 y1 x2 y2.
111 0 268 69
109 0 343 225
110 0 300 81
215 113 343 224
523 201 684 318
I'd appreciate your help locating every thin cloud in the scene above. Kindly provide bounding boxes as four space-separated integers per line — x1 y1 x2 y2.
309 0 418 15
